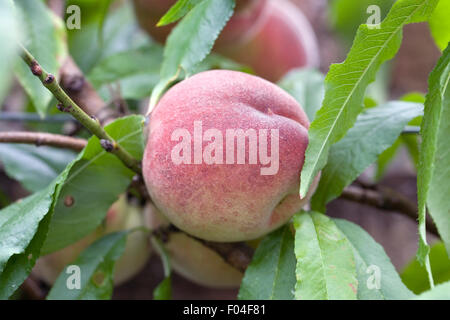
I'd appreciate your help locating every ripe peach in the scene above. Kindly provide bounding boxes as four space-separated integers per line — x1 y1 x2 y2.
133 0 319 82
132 0 265 45
33 196 151 286
216 0 319 81
143 70 316 242
145 204 243 288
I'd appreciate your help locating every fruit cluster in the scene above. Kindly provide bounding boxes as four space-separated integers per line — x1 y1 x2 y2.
34 0 320 290
133 0 319 81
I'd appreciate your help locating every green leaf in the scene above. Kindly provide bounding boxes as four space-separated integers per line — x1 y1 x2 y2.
428 0 450 51
299 0 439 198
154 277 172 300
0 189 54 298
334 219 414 300
149 0 235 110
413 281 450 299
238 225 296 300
67 1 148 73
330 0 395 43
277 69 325 122
47 231 127 300
42 115 145 254
0 0 20 105
424 46 450 255
88 44 163 100
0 145 77 193
402 242 450 294
293 211 357 300
417 44 450 279
0 159 74 299
402 92 426 103
311 101 423 211
158 0 204 26
96 0 114 43
152 237 172 300
13 0 60 116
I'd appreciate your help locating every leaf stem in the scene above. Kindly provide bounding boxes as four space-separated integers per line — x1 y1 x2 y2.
19 46 142 174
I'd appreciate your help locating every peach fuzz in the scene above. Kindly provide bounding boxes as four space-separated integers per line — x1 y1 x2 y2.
143 70 316 242
216 0 319 81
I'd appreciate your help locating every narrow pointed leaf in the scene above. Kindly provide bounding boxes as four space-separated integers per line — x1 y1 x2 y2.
88 44 163 100
152 237 172 300
311 101 423 211
42 115 145 254
417 44 450 277
47 232 127 300
0 157 75 298
413 281 450 300
0 0 20 104
402 242 450 294
239 225 296 300
293 212 357 300
0 145 76 193
334 219 414 299
158 0 204 26
13 0 60 116
428 0 450 52
300 0 439 198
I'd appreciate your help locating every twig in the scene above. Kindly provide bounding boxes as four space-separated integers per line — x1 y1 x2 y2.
20 277 45 300
59 57 116 123
341 185 438 236
153 224 254 272
197 240 254 273
0 131 87 152
19 46 141 174
150 183 440 273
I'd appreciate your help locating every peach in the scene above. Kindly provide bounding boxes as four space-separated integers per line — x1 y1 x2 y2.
143 70 316 242
132 0 265 45
133 0 319 82
216 0 319 81
145 204 243 288
33 196 151 286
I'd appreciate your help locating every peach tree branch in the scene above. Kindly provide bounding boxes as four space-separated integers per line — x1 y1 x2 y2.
341 185 438 236
19 45 141 174
153 183 439 273
0 131 87 152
